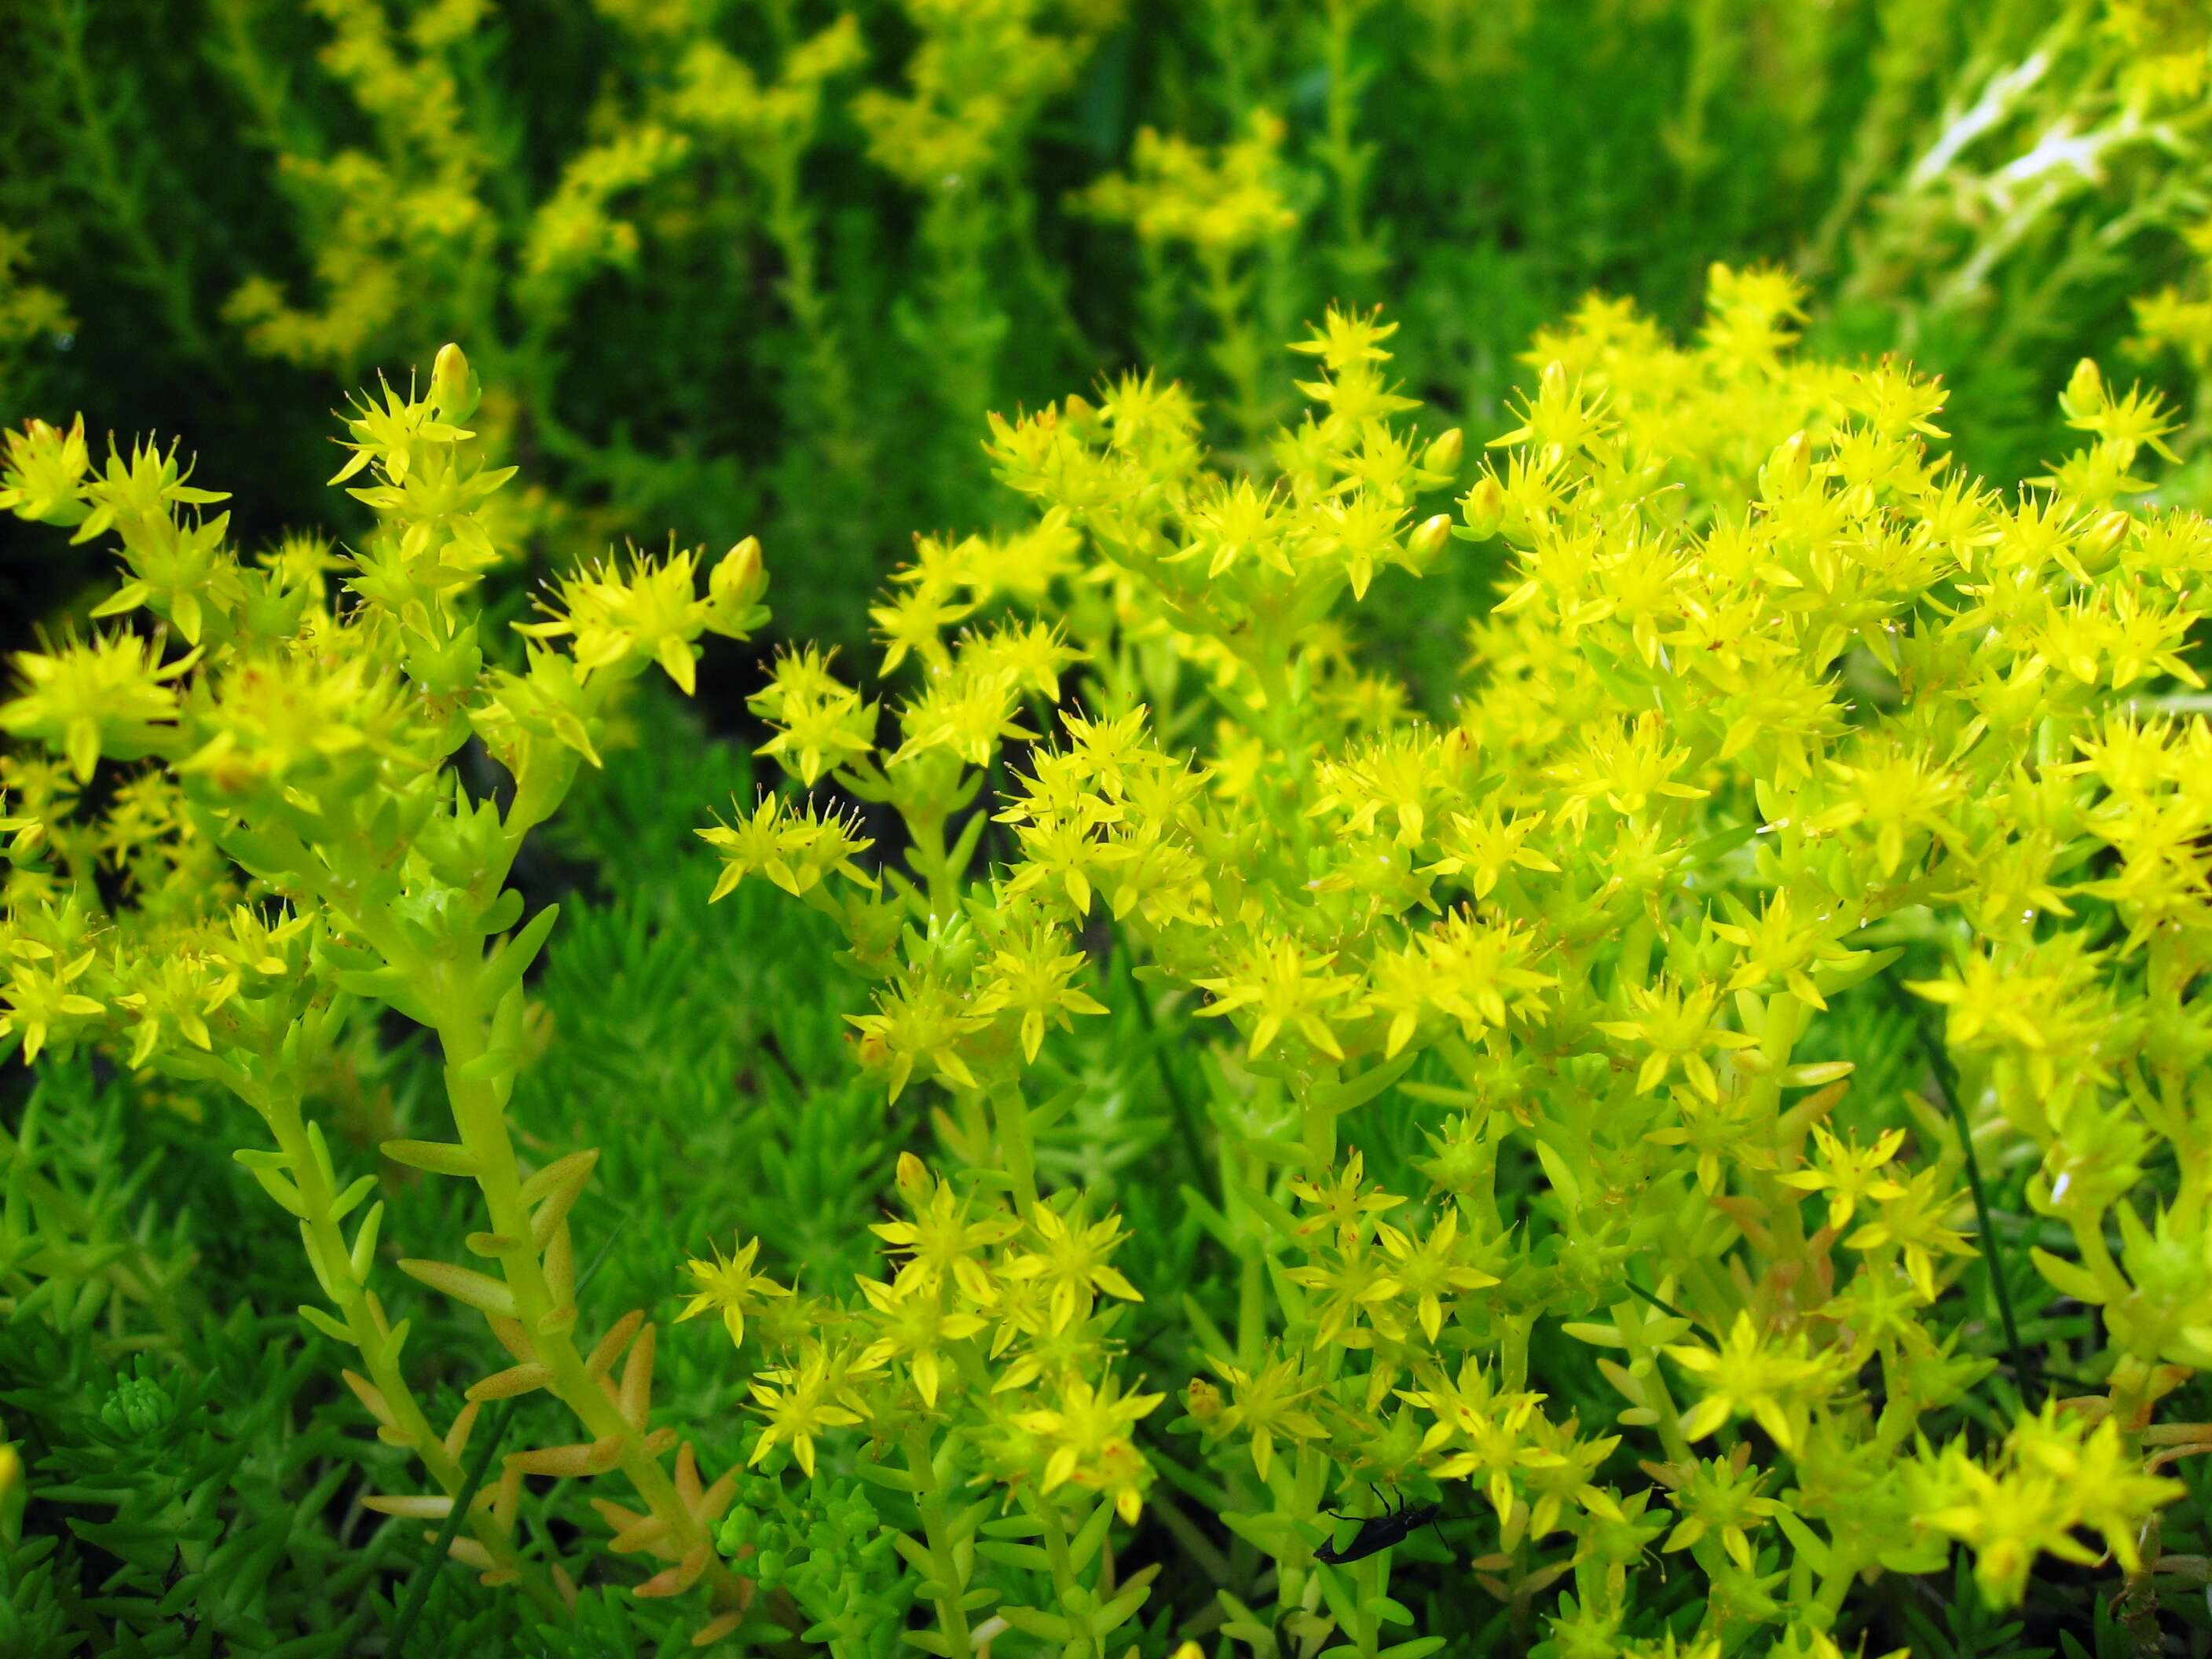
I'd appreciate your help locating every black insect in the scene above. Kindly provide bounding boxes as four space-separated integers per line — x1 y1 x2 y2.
1313 1488 1446 1566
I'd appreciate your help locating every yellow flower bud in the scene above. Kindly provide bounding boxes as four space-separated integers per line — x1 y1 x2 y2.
1185 1376 1222 1425
1758 430 1811 503
895 1152 931 1200
2062 357 2105 424
708 534 770 636
430 342 481 423
1460 473 1507 541
2078 510 2131 569
1408 513 1452 565
1423 427 1464 477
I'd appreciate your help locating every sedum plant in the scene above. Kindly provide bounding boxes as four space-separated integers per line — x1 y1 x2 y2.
1 344 771 1642
7 263 2212 1649
694 270 2212 1650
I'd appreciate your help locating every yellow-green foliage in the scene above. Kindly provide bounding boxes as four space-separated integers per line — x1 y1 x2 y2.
13 267 2210 1650
696 269 2212 1647
2 346 768 1641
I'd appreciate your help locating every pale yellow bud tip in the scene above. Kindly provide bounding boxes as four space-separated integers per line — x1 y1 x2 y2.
1461 474 1507 541
431 342 481 423
2063 357 2105 422
710 535 769 616
1409 514 1453 562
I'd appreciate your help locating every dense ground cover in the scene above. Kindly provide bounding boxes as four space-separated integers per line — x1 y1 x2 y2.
5 2 2212 1655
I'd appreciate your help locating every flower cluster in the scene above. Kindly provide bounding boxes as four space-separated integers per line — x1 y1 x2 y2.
702 268 2212 1646
684 1155 1163 1656
1080 114 1298 257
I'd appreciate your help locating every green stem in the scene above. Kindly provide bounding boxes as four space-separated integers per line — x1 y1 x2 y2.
1133 239 1184 383
1613 1298 1697 1467
1037 1502 1097 1658
428 987 745 1607
205 0 294 154
999 156 1097 368
1351 1554 1387 1657
904 1426 977 1659
251 1073 559 1617
1912 1013 2033 1386
1671 0 1728 203
1247 647 1313 870
991 1079 1039 1214
1320 0 1378 293
1808 1544 1865 1631
764 145 864 472
1203 0 1254 125
1234 1142 1268 1372
1121 939 1212 1193
1199 244 1272 456
1300 1086 1334 1174
903 802 958 921
390 1221 627 1652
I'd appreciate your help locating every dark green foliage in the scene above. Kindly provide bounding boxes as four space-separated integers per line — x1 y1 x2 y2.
1 1304 399 1654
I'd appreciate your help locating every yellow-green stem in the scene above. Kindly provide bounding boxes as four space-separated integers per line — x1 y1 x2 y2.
904 1426 977 1659
991 1079 1040 1214
1611 1298 1696 1467
1036 1502 1098 1659
256 1079 559 1616
1199 244 1272 455
432 987 746 1610
1300 1086 1335 1175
